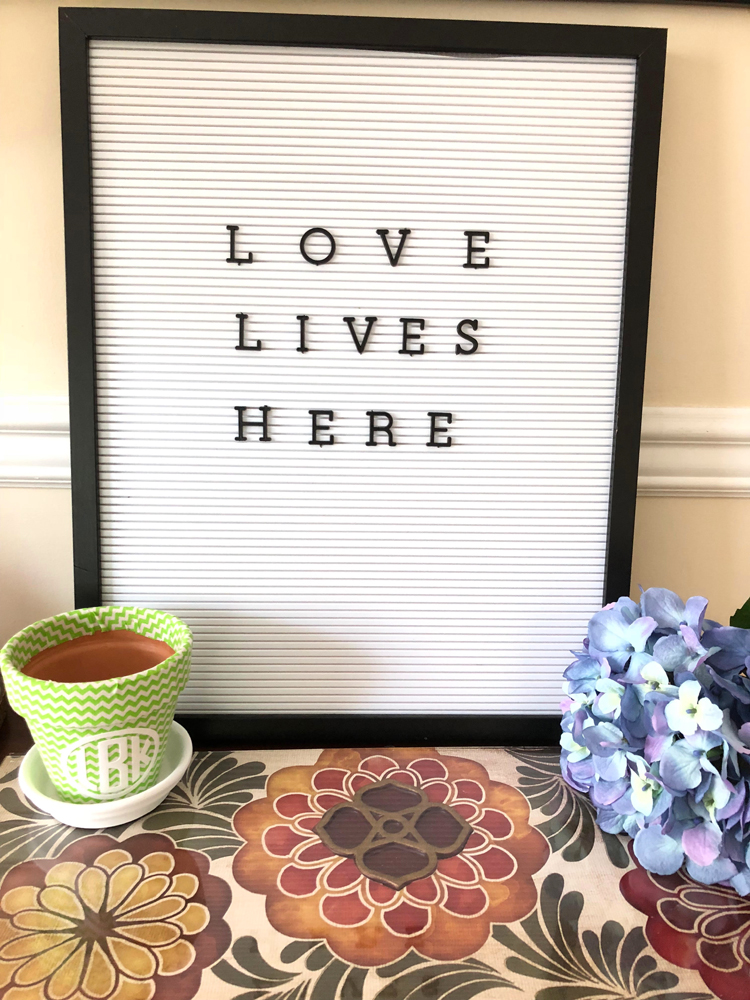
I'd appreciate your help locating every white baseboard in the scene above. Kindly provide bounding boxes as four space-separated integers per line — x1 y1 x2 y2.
0 397 71 487
3 397 750 497
639 408 750 497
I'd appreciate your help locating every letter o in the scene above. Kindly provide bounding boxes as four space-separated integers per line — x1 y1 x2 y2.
299 227 336 265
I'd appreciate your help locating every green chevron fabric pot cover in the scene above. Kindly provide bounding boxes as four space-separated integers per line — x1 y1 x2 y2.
0 607 192 804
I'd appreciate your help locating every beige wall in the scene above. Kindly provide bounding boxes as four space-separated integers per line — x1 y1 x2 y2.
1 0 750 641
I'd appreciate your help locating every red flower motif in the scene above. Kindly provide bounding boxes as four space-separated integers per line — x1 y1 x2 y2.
621 847 750 1000
233 747 548 966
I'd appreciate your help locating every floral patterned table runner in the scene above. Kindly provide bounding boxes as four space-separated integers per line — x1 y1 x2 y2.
0 746 744 1000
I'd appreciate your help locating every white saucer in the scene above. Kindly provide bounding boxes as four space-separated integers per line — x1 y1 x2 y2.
19 721 193 829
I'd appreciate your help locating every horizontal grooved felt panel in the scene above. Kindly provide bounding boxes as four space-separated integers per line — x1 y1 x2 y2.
88 38 637 715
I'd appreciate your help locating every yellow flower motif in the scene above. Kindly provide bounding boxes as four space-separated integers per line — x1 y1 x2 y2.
0 847 210 1000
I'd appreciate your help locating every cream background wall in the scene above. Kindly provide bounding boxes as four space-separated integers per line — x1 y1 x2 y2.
1 0 749 643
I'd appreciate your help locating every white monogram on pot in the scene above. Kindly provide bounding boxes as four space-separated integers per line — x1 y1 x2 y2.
61 727 160 799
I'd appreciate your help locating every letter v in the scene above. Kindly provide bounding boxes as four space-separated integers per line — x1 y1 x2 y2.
343 316 378 354
376 229 411 266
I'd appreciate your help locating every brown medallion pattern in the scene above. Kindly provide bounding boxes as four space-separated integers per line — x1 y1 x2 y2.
314 779 472 890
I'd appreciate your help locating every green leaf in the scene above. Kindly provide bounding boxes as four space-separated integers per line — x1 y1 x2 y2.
581 929 608 984
560 805 596 863
211 959 280 991
443 982 519 1000
505 956 579 984
289 983 312 1000
231 937 297 982
373 965 515 1000
376 951 430 978
601 832 630 870
310 959 348 1000
599 922 625 988
540 782 566 818
535 988 622 1000
630 955 657 991
305 944 333 971
340 966 368 1000
730 597 750 628
495 924 578 981
143 809 233 830
657 994 714 1000
635 970 680 995
280 941 321 965
618 927 648 990
538 794 576 846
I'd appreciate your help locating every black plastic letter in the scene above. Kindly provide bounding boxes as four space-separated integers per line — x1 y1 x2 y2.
343 316 378 355
235 313 261 351
226 225 253 264
463 231 490 269
366 411 396 447
398 318 426 356
300 228 336 265
309 410 334 446
427 412 453 448
376 229 411 266
235 405 271 442
455 319 479 355
296 315 309 354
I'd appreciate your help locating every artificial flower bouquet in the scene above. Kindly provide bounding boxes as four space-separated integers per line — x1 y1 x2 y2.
560 588 750 895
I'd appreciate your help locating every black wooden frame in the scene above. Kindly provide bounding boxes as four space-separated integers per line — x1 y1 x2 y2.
59 7 666 748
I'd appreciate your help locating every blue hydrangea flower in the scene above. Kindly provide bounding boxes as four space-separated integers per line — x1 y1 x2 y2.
560 588 750 895
587 607 657 674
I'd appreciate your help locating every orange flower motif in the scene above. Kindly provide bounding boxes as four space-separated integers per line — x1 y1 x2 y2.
0 833 230 1000
233 748 549 966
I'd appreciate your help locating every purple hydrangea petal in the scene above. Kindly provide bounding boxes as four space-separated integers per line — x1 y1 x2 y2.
640 588 688 630
622 814 643 838
682 823 722 866
703 627 750 671
684 597 709 633
729 868 750 896
645 732 673 763
660 741 702 791
615 596 641 624
686 854 738 885
581 721 625 757
561 755 595 793
596 805 626 834
648 701 673 737
620 685 645 723
594 751 628 782
633 824 684 875
686 729 723 752
649 787 673 819
590 777 629 807
709 667 750 706
627 617 659 653
652 633 693 673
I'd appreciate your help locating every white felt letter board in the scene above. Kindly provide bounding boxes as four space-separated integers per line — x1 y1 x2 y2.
61 11 666 733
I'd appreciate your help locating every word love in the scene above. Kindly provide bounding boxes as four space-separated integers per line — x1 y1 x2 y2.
237 315 481 356
226 225 492 268
235 407 454 448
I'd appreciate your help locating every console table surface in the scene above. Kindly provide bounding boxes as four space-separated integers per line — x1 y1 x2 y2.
0 746 741 1000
